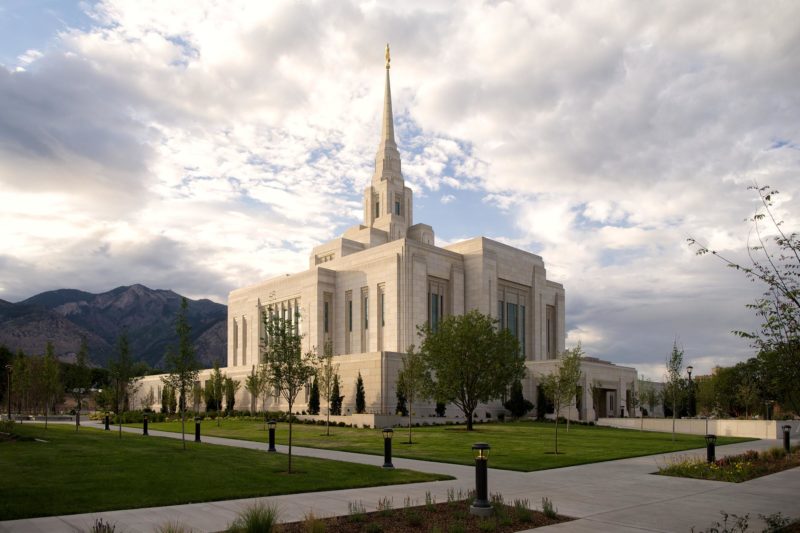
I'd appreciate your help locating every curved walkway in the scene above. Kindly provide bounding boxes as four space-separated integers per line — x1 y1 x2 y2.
1 422 797 532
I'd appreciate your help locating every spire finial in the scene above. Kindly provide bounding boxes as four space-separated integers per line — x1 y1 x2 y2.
385 43 390 69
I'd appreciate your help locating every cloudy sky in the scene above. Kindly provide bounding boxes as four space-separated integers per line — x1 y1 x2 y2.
1 1 798 377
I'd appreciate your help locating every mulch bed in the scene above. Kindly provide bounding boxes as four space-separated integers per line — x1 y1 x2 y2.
280 500 571 532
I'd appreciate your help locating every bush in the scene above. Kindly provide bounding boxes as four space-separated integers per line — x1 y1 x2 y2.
0 420 15 433
541 497 557 519
90 518 116 533
155 521 192 533
227 503 279 533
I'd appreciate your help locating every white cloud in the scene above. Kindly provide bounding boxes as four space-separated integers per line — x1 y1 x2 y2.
0 0 798 374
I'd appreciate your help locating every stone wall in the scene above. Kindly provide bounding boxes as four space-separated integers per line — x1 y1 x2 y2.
598 417 800 439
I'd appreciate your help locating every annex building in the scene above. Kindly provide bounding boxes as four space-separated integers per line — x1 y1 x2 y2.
137 48 637 423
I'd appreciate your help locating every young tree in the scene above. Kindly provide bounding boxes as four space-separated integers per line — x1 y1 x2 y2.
355 372 366 414
664 341 685 442
308 375 320 415
261 307 316 473
245 365 262 414
42 342 61 430
504 380 534 419
109 331 139 438
205 360 224 415
316 341 339 436
689 184 799 415
161 384 171 414
224 376 240 414
420 310 523 430
638 377 659 422
398 345 431 443
162 297 200 450
540 344 583 453
71 337 91 431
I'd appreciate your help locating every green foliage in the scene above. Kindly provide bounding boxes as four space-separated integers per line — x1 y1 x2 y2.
224 377 240 414
664 341 686 440
302 510 326 533
316 341 339 435
162 297 200 448
90 518 116 533
0 419 15 433
512 499 533 523
541 497 557 519
541 344 583 453
205 360 224 412
658 447 800 483
244 365 262 414
227 503 279 533
395 372 408 416
399 345 432 442
418 310 524 430
261 306 316 473
155 521 192 533
347 500 366 523
308 375 320 415
330 374 342 416
355 372 366 414
41 341 61 428
504 380 533 419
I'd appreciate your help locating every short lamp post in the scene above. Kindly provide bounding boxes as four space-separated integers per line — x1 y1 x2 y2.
194 417 201 442
143 414 149 436
267 419 277 452
764 400 774 421
470 443 492 517
5 364 12 421
104 414 110 431
686 365 694 417
382 427 394 469
783 425 792 454
705 434 717 463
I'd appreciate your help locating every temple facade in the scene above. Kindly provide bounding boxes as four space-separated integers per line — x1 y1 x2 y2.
136 48 638 422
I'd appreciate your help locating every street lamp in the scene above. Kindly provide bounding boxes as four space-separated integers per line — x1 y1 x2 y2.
267 419 277 452
5 364 12 422
382 427 394 469
686 366 694 417
195 416 201 442
470 443 492 517
783 425 791 454
704 434 717 463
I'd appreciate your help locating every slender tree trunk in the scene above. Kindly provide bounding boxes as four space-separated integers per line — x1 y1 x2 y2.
181 408 186 450
466 408 473 431
407 398 412 444
554 404 559 454
45 399 49 429
566 404 570 432
671 395 676 442
288 401 293 473
326 399 331 436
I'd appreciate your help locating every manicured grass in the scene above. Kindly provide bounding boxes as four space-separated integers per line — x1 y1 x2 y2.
0 424 449 520
139 418 752 472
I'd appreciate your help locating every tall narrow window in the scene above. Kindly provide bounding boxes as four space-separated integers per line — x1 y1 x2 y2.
497 300 504 329
232 318 238 366
377 284 385 351
546 304 556 359
380 292 385 327
428 278 448 332
520 305 526 357
375 201 380 218
345 290 353 354
242 316 247 366
507 303 518 340
361 287 369 352
395 200 401 215
498 283 529 357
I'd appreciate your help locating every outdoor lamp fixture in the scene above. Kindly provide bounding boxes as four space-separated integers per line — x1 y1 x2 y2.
195 417 201 443
5 364 12 421
382 427 394 469
104 413 110 431
686 366 694 417
267 419 277 452
143 414 149 436
704 434 717 463
783 425 792 454
470 443 492 517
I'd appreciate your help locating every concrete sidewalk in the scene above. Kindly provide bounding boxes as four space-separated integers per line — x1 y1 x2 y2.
1 422 797 532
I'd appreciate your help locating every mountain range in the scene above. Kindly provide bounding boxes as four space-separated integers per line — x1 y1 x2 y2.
0 284 227 369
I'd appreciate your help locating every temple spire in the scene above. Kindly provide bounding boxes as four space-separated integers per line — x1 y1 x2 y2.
374 44 401 182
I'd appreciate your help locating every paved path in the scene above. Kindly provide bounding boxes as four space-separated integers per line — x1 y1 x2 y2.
1 422 797 532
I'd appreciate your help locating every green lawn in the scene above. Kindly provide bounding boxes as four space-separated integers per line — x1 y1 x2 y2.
138 418 752 472
0 424 449 521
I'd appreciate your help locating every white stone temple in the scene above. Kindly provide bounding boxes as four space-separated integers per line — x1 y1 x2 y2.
137 47 638 422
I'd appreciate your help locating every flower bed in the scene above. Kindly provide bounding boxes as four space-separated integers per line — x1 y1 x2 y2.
657 445 800 483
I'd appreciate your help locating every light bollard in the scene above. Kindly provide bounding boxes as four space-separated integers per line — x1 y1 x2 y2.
104 414 110 431
195 417 201 442
705 434 717 463
267 419 277 452
783 425 792 454
470 443 492 517
143 414 149 436
382 427 394 469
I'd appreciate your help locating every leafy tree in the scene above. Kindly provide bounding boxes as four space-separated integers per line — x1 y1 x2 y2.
504 380 533 419
162 297 200 450
245 365 263 414
224 376 240 414
0 345 12 416
355 372 366 414
70 337 91 431
435 401 446 417
540 344 583 453
42 342 61 430
330 374 342 416
638 377 659 420
109 331 140 438
316 341 339 435
689 184 799 415
191 381 202 413
664 341 685 442
398 345 432 443
261 307 316 473
161 384 171 414
308 375 320 415
418 310 523 430
205 360 224 414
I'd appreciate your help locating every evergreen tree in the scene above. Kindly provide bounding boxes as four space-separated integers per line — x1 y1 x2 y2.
244 365 262 414
355 372 366 414
224 376 240 414
161 384 170 414
504 380 533 419
395 372 408 416
71 337 91 431
162 297 200 449
308 375 320 415
330 374 342 416
42 341 61 430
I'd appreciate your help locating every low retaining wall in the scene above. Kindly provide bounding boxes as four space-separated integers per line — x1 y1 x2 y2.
296 413 472 429
597 417 800 439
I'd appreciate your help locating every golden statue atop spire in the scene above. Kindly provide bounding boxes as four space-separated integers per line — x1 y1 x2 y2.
385 43 390 69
